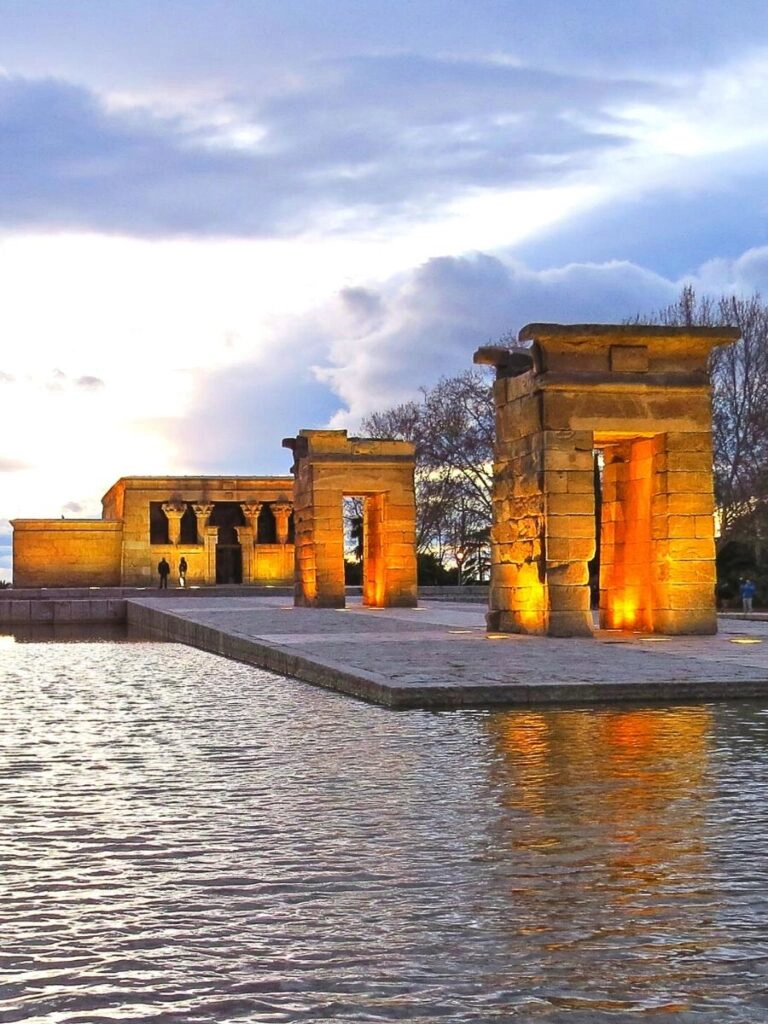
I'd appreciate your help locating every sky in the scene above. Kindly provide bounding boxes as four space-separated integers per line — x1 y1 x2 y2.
3 0 768 579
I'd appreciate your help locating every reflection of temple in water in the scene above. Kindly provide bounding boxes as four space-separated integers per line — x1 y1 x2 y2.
486 706 711 853
483 706 723 994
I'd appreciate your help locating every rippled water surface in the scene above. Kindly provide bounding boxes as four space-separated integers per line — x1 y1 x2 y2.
3 635 768 1022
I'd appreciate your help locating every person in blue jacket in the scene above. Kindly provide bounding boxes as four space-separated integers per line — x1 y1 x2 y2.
740 578 756 614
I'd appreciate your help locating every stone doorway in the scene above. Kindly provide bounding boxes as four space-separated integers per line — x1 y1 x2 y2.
210 502 245 585
215 544 242 584
283 429 418 608
475 323 740 637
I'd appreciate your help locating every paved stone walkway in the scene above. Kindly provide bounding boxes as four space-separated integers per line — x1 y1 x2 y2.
126 596 768 708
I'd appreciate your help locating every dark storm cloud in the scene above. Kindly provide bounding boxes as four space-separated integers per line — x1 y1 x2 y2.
0 58 664 237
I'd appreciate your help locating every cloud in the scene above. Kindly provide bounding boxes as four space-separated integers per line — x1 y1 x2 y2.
316 253 677 423
75 375 105 390
170 251 679 472
0 60 661 238
168 359 338 476
39 368 105 392
0 458 30 472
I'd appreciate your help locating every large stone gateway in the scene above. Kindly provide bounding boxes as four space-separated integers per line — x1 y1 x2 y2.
475 323 740 637
283 429 418 608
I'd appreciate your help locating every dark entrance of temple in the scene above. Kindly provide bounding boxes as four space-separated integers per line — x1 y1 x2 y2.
210 502 245 584
216 544 242 584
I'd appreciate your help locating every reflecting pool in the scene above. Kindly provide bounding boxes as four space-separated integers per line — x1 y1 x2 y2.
2 635 768 1022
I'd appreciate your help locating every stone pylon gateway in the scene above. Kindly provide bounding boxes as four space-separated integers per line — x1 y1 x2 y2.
282 429 418 608
475 323 740 637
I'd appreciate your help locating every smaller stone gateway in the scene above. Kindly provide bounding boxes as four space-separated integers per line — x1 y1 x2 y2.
475 323 740 637
283 429 418 608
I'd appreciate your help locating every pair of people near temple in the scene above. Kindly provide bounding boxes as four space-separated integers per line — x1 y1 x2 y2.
157 557 187 589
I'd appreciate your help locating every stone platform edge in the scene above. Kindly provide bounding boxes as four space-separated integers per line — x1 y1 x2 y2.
125 601 768 711
0 585 488 624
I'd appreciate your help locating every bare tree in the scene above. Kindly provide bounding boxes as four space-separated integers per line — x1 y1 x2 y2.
363 369 495 576
638 285 768 551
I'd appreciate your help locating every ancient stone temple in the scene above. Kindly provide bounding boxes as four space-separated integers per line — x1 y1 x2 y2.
283 429 417 608
475 323 740 637
12 476 295 587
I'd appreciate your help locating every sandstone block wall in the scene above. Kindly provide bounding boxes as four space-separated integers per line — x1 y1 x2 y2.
12 520 123 587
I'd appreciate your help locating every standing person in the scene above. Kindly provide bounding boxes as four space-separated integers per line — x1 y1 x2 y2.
740 577 756 614
158 556 170 589
178 556 188 588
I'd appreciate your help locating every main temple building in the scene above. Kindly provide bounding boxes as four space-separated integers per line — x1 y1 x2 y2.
12 475 296 588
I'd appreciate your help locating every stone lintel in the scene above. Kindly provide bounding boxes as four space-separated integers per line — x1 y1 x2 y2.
518 322 740 351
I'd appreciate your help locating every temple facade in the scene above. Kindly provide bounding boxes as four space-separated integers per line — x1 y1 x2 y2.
12 476 295 588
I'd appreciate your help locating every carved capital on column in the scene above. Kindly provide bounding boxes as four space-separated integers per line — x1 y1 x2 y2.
271 501 293 545
240 502 263 535
192 502 214 542
161 501 187 545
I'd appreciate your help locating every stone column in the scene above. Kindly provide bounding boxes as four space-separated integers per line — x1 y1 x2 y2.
161 502 186 546
363 493 385 606
240 502 262 539
650 429 717 634
192 503 214 543
236 525 255 582
486 381 549 635
203 524 218 584
542 428 595 637
271 502 293 545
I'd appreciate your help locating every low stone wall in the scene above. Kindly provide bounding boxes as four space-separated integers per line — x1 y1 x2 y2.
0 598 127 624
419 586 489 603
0 585 294 624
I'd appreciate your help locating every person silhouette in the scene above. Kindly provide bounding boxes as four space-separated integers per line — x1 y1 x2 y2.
158 557 171 589
178 556 188 588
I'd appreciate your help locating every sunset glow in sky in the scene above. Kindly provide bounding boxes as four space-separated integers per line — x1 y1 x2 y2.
3 1 768 578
